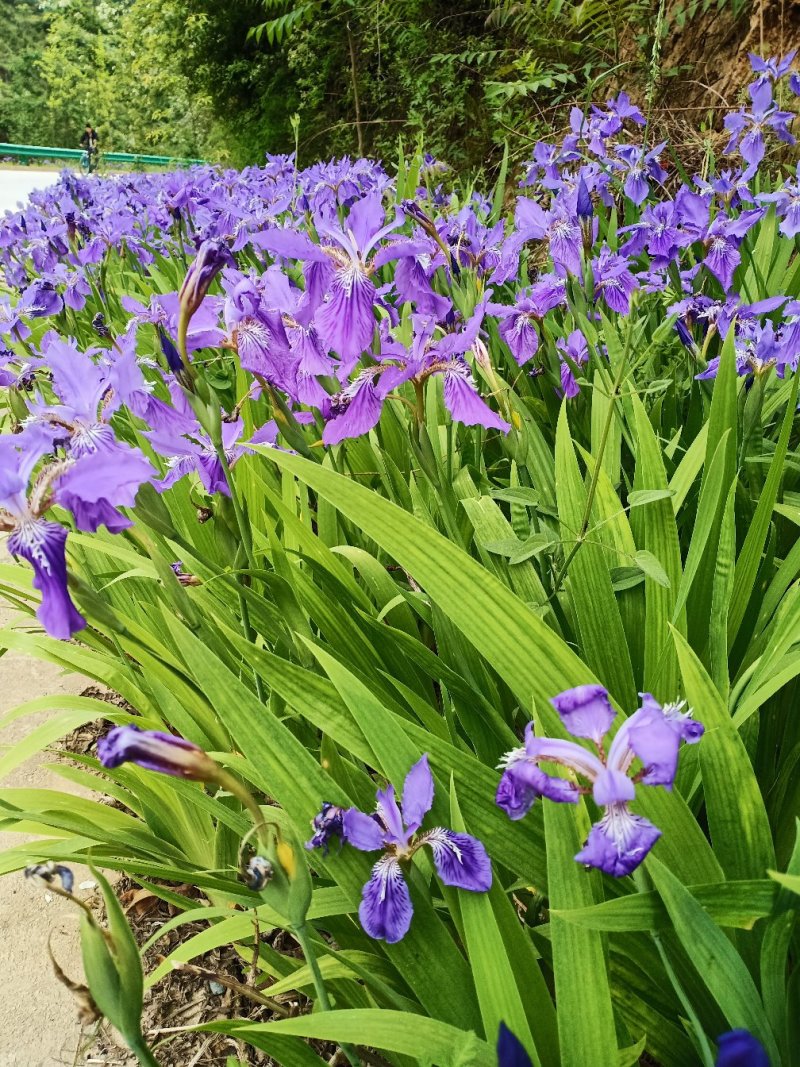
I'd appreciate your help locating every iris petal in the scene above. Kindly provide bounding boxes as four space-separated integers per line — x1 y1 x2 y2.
421 827 492 891
359 855 413 943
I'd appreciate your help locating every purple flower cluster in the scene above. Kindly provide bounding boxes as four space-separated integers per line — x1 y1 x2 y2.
0 63 797 641
496 686 704 876
100 702 702 948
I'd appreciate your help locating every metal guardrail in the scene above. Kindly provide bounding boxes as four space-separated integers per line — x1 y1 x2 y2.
0 143 205 168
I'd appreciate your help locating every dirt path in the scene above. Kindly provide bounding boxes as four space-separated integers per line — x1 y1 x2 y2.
0 588 97 1065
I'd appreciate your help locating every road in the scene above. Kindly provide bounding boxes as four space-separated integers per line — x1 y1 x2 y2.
0 170 60 213
0 551 98 1065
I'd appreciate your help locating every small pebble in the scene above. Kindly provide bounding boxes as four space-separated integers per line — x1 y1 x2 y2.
79 879 97 891
208 980 225 995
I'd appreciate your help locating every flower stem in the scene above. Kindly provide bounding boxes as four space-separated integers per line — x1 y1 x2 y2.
293 923 362 1067
128 1038 162 1067
549 317 632 600
216 769 270 852
213 441 265 703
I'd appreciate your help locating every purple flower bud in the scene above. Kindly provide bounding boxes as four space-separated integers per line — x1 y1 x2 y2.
179 238 234 317
576 175 593 221
97 725 218 780
675 318 696 352
157 326 184 374
715 1030 769 1067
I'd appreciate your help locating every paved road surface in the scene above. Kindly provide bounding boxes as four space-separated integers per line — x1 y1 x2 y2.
0 170 60 213
0 550 98 1065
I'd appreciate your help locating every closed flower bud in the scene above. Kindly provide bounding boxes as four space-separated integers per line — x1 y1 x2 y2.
97 725 219 781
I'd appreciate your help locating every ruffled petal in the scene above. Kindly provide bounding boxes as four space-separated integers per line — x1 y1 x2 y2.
550 684 616 743
322 373 383 445
315 268 377 368
359 855 413 942
499 313 539 366
496 757 580 820
342 808 385 852
421 827 492 891
442 363 511 432
575 804 661 876
400 754 434 834
7 520 85 640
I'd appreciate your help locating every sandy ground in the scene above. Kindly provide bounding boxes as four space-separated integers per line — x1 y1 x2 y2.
0 166 94 1065
0 584 98 1065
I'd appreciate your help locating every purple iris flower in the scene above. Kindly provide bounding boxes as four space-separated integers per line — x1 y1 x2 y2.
602 90 646 130
724 80 796 168
509 195 583 278
310 755 491 943
615 143 668 205
148 416 246 497
122 292 224 354
0 426 85 640
223 275 295 389
496 686 703 877
715 1030 769 1067
50 264 92 312
568 108 605 157
489 275 567 366
749 50 797 86
693 168 756 209
322 369 384 445
393 252 451 319
0 294 31 343
323 302 510 444
569 92 644 159
256 192 407 371
28 337 152 476
54 447 155 534
757 161 800 237
711 294 789 340
0 348 40 389
520 141 581 190
620 201 685 263
702 209 764 292
592 246 638 314
17 280 63 319
699 318 794 381
98 725 217 780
